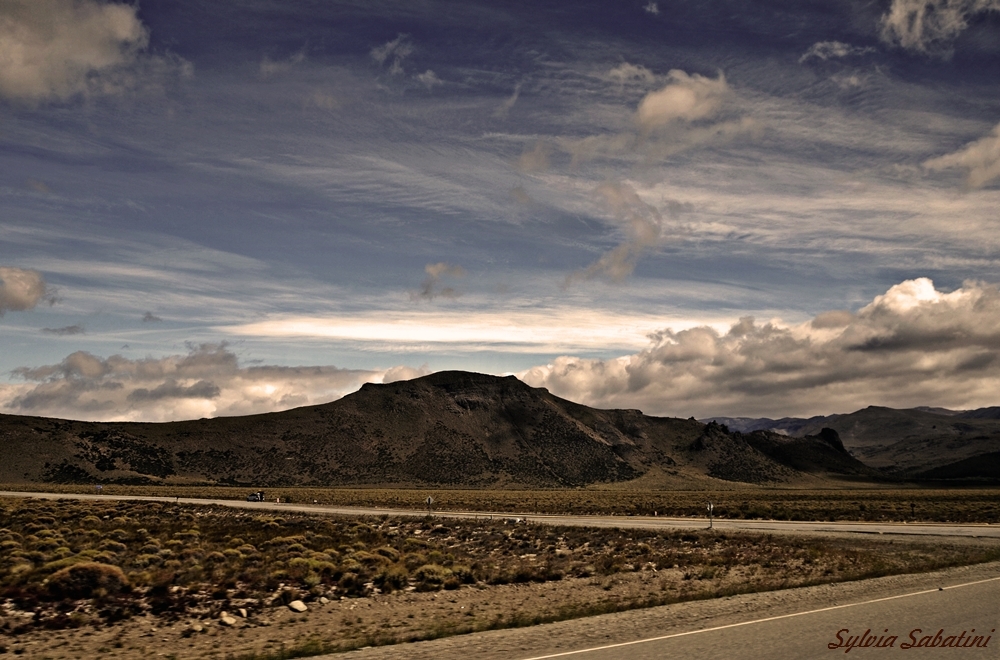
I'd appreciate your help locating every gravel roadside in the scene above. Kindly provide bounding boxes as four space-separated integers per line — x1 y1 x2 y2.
332 559 1000 660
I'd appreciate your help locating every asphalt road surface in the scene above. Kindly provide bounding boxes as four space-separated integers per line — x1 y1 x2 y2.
2 490 999 540
332 569 1000 660
514 576 1000 660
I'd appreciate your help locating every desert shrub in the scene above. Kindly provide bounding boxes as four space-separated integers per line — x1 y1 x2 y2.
99 540 127 554
203 551 226 564
413 564 451 591
373 546 400 562
403 537 429 550
263 535 307 548
337 572 368 597
402 552 427 570
449 564 475 584
351 550 388 567
46 563 129 599
109 529 130 542
374 564 409 593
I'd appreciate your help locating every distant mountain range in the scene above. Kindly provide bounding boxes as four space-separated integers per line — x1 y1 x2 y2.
0 371 887 489
703 406 1000 480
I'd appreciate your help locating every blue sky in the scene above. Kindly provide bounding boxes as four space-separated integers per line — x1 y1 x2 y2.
2 0 1000 421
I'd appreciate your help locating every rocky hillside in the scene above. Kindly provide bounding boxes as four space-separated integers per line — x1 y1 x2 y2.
706 406 1000 480
0 371 878 488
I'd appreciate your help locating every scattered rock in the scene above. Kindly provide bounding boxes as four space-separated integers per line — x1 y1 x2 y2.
219 612 237 626
319 597 329 605
288 600 308 613
238 608 248 618
191 622 204 633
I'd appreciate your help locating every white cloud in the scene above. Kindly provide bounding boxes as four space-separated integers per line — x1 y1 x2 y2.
924 121 1000 189
0 0 175 102
879 0 1000 53
382 364 432 383
371 34 413 76
644 2 660 15
224 308 693 355
41 324 84 335
259 49 305 79
565 181 691 285
798 41 875 63
415 69 443 89
411 262 466 301
636 70 729 130
493 83 521 118
605 63 656 90
0 343 399 422
0 266 55 315
520 278 1000 418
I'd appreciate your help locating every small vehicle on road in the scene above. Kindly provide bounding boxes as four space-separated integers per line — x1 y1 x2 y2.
246 490 266 502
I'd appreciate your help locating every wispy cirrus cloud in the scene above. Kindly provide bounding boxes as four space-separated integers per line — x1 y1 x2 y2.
564 181 691 285
371 34 413 75
259 49 305 79
924 121 1000 189
41 324 84 336
798 41 875 63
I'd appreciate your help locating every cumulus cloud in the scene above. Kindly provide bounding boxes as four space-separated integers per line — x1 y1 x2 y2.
565 182 691 285
529 69 751 169
521 278 1000 417
636 70 729 131
879 0 1000 54
923 121 1000 188
798 41 875 63
382 364 432 383
0 0 186 103
0 266 55 316
41 324 84 335
412 262 466 301
0 343 417 422
644 2 660 15
371 34 413 76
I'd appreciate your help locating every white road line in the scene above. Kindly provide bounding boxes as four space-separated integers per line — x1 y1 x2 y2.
517 575 1000 660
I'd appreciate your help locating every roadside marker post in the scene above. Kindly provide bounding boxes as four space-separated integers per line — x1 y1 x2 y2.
706 501 714 529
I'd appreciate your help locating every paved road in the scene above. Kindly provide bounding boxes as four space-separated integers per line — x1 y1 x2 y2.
2 490 999 540
329 565 1000 660
517 576 1000 659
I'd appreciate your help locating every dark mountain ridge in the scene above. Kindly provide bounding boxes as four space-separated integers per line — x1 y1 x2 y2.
704 404 1000 480
0 371 878 488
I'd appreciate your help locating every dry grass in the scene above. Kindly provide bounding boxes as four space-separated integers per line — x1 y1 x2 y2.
2 496 999 653
5 483 1000 522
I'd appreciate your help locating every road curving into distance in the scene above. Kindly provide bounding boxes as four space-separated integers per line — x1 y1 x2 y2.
2 490 999 540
